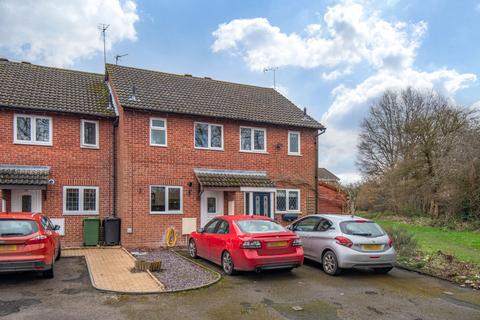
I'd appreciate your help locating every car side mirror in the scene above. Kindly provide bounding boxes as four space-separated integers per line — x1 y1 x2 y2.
54 225 61 231
197 227 204 233
287 225 295 231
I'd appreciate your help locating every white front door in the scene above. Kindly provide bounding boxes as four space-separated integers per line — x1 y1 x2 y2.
11 189 42 212
200 190 224 227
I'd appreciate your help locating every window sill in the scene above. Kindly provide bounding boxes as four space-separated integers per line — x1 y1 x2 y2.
275 211 300 214
81 145 99 149
239 150 268 154
150 211 183 215
288 153 302 157
150 143 168 148
14 141 53 147
194 147 224 152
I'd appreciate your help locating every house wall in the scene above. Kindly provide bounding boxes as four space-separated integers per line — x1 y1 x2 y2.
115 108 318 248
0 109 114 246
318 182 347 214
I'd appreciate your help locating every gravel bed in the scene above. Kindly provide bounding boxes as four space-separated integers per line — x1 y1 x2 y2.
130 249 218 291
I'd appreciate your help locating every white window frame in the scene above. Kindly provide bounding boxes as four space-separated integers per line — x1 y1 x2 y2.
80 119 99 148
288 131 301 156
239 126 267 153
193 122 224 151
63 186 99 215
150 185 183 214
150 117 167 147
13 114 53 146
275 189 301 213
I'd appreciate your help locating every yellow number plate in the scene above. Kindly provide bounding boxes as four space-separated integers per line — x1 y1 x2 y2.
0 245 17 251
362 244 383 251
267 241 288 248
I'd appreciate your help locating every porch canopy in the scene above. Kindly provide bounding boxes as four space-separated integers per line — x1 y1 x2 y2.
194 168 275 192
0 164 50 189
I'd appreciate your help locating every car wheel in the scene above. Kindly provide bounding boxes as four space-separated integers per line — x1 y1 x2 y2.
55 246 61 261
373 267 393 274
222 251 236 275
322 251 341 276
42 265 54 279
188 239 198 259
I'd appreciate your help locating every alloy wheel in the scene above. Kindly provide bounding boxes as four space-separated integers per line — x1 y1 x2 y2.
323 251 338 275
222 251 234 275
189 240 197 258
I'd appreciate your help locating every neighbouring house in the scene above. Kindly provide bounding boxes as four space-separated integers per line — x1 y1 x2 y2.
0 59 115 246
0 58 324 247
317 168 347 214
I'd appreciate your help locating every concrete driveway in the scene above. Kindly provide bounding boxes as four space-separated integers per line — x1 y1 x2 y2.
0 256 479 320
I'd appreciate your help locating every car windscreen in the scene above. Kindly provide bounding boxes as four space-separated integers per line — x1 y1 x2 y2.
339 221 385 237
0 219 39 237
235 219 286 234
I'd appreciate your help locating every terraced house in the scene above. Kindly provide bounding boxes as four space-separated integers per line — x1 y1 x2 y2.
0 58 324 247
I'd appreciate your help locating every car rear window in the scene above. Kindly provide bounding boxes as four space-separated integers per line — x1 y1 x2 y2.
340 221 385 237
235 219 286 234
0 219 39 237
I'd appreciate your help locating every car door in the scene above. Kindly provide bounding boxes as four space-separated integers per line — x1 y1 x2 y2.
196 219 220 260
45 216 60 255
308 218 335 261
40 216 56 259
292 216 320 257
208 219 230 265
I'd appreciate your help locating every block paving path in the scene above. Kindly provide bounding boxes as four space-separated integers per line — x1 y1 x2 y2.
64 247 164 293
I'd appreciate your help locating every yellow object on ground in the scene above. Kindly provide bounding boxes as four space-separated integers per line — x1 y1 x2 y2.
166 227 178 247
64 247 164 293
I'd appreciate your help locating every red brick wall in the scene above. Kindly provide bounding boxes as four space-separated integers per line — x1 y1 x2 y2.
318 182 347 214
115 108 318 248
0 109 114 246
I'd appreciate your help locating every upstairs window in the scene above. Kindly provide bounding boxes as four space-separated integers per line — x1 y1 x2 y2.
14 114 52 145
81 120 99 148
194 122 223 150
276 189 300 212
288 131 301 155
240 127 266 152
150 118 167 147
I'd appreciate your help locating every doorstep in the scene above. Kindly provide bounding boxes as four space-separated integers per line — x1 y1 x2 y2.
63 247 165 294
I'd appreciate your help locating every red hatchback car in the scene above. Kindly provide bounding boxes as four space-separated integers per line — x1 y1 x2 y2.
0 212 61 278
189 215 304 275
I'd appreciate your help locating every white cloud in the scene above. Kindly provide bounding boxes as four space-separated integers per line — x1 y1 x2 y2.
0 0 139 67
212 1 426 72
212 1 477 180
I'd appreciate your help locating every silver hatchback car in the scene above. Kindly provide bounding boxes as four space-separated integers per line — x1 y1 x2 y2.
287 214 396 275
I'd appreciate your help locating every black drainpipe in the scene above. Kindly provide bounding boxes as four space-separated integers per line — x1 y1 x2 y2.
315 127 326 214
112 116 119 217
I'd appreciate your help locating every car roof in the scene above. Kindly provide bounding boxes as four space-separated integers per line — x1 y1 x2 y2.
0 212 42 220
308 214 371 222
216 215 272 222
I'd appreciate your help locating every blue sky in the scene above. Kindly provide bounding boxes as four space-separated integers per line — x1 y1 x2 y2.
1 0 479 183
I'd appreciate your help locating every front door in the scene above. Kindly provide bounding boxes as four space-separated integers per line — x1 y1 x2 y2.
200 190 224 227
11 190 42 212
252 192 271 217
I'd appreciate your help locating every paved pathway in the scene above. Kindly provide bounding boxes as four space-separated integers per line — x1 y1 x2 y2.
64 247 164 293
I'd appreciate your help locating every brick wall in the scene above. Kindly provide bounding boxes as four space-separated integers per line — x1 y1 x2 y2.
318 182 347 214
0 109 114 246
115 108 318 248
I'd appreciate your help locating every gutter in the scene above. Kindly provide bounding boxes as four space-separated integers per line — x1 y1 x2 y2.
315 127 327 213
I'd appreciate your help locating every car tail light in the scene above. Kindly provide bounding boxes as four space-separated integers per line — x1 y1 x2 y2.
25 235 48 245
335 236 353 248
292 238 302 247
241 240 262 249
388 238 394 248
